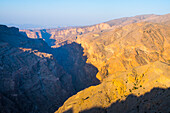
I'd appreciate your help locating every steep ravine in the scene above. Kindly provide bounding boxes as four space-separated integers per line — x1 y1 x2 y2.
0 25 100 113
54 42 100 91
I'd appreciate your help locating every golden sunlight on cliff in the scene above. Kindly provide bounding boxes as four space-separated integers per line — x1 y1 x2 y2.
56 61 170 113
76 22 170 81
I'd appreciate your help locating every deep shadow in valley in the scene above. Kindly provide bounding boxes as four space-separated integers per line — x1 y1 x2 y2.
0 43 74 113
40 29 56 47
54 42 100 91
19 28 100 91
0 25 100 113
20 29 56 47
0 42 100 113
63 87 170 113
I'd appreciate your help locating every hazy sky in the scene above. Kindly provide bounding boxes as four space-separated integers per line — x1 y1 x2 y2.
0 0 170 27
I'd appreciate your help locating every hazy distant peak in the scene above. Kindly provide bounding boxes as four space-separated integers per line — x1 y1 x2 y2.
105 14 159 26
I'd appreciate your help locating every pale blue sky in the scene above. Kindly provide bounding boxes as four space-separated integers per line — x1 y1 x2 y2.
0 0 170 27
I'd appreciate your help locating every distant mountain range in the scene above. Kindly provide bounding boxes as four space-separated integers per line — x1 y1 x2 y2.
3 24 64 30
4 13 170 30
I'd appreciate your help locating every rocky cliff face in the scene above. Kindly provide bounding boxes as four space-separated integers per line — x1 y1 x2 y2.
0 25 76 113
76 22 170 80
56 14 170 113
54 42 100 91
0 25 99 113
56 61 170 113
0 43 76 113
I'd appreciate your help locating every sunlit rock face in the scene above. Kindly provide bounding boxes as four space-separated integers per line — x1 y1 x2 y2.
76 22 170 80
56 14 170 113
56 61 170 113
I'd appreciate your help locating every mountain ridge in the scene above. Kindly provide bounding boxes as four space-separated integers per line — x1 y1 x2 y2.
20 13 170 48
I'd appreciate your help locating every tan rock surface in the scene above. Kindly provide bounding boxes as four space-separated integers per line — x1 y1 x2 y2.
76 22 170 80
56 61 170 113
56 14 170 113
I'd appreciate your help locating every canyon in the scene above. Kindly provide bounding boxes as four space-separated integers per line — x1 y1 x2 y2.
0 13 170 113
0 25 99 113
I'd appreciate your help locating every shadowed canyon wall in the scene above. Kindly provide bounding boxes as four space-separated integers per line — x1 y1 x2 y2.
0 25 99 113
